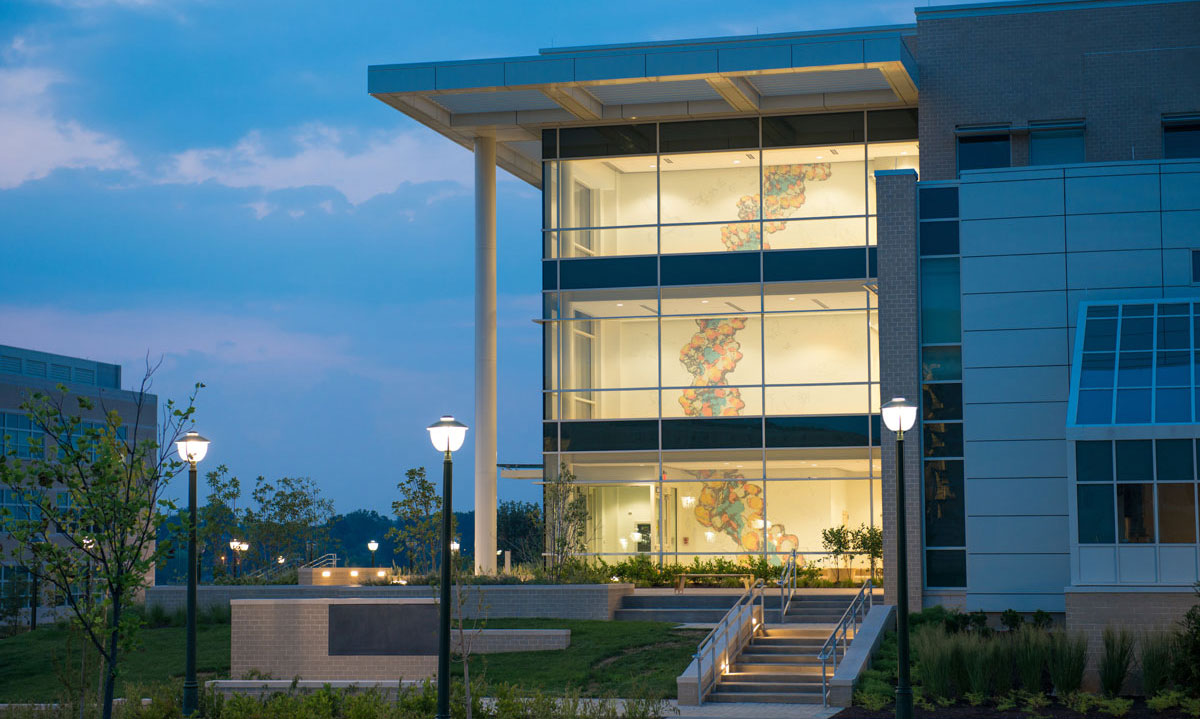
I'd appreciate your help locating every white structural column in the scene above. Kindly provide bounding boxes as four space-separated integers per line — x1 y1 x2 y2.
473 135 498 574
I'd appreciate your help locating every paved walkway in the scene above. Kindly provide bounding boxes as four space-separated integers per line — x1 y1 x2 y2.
671 700 841 718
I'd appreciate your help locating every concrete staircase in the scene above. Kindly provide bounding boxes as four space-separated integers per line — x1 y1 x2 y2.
706 626 838 704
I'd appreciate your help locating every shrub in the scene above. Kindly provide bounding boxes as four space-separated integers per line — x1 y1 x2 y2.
1146 689 1185 712
962 633 993 696
1062 691 1099 714
1100 626 1134 697
1048 630 1089 696
1000 609 1023 632
1096 696 1133 718
989 634 1015 694
1032 609 1053 630
1139 632 1175 697
913 626 959 700
1013 626 1049 693
1176 586 1200 691
854 689 893 711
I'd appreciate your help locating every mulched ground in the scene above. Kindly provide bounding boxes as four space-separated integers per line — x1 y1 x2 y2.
835 699 1194 719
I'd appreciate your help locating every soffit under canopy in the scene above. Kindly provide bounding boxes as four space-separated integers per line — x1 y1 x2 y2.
368 25 918 187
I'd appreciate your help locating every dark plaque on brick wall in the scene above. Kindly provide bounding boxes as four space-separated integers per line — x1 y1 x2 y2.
327 603 438 656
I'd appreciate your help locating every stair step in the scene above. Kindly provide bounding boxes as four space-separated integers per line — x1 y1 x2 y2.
716 681 820 693
731 663 829 675
706 691 823 704
720 672 823 684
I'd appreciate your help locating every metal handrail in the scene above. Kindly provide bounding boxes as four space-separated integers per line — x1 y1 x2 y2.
817 578 874 707
778 549 798 622
301 553 338 569
693 579 765 706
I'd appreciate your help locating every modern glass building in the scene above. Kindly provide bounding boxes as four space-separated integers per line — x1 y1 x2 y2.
539 114 916 565
371 0 1200 639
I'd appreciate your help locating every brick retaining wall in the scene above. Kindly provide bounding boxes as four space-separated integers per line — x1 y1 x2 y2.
148 583 633 620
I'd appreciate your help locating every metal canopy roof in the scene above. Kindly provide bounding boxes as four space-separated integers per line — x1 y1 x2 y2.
368 24 919 187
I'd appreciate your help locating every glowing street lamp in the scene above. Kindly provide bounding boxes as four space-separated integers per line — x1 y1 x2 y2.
881 397 918 719
427 415 467 719
174 430 209 718
367 540 379 568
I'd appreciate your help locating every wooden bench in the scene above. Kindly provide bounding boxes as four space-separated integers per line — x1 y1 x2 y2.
673 573 754 593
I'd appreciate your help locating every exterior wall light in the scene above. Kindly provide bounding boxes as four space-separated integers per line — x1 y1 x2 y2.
321 570 331 578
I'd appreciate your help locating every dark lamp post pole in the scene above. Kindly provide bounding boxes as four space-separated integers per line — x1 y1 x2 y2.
426 415 467 719
881 398 916 719
175 430 209 718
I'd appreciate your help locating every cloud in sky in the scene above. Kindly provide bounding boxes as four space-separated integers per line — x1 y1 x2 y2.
0 67 135 189
163 123 474 205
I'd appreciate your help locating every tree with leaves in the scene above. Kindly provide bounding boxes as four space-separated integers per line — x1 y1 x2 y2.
0 369 198 719
243 475 334 570
496 500 543 566
388 467 441 573
544 464 588 579
852 523 883 582
199 464 242 579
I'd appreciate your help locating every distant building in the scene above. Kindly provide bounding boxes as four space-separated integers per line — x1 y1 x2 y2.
0 345 157 616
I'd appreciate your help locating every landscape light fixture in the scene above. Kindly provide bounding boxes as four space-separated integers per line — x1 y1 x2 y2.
427 415 467 719
881 396 917 719
173 430 210 717
367 540 379 567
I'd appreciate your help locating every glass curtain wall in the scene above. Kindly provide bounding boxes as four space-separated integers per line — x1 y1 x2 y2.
541 111 917 568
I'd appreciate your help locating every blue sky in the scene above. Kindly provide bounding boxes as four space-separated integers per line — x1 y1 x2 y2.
0 0 972 515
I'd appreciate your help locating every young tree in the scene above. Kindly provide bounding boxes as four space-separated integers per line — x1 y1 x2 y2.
0 371 198 719
388 467 441 573
544 464 588 579
243 475 334 570
852 523 883 583
820 525 853 582
199 464 241 578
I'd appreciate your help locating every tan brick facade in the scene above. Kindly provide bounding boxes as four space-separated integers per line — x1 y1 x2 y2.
1066 589 1198 691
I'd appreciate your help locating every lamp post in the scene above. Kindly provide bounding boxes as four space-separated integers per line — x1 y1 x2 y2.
881 397 917 719
228 539 240 578
367 541 379 568
427 415 467 719
175 430 210 718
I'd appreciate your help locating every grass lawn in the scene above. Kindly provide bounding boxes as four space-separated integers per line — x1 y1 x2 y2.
0 618 703 702
452 619 705 699
0 623 231 702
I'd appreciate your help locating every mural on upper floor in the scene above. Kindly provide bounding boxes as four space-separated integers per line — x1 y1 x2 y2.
721 163 832 251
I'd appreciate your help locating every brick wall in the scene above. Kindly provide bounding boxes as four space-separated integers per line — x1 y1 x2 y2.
231 599 436 682
230 599 571 681
1065 589 1197 691
916 1 1200 181
148 583 634 620
875 169 923 611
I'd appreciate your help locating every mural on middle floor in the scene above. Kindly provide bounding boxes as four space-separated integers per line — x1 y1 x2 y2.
721 162 833 251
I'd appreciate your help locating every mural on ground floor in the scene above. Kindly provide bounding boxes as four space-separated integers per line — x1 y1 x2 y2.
721 162 832 251
692 473 801 564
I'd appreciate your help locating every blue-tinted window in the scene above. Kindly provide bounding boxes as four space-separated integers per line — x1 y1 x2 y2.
1115 388 1151 423
1156 439 1194 481
559 256 657 290
1077 484 1115 543
763 415 872 448
1116 440 1153 482
1081 353 1115 388
559 420 658 452
663 417 762 450
922 383 962 421
1192 250 1200 283
920 258 961 344
1116 483 1154 543
1076 441 1113 482
925 549 966 587
662 252 759 285
1076 389 1112 424
924 460 965 546
1164 122 1200 160
919 188 958 220
763 248 869 283
922 346 962 381
1156 388 1191 423
957 134 1010 173
923 423 963 458
919 221 959 256
1030 129 1085 165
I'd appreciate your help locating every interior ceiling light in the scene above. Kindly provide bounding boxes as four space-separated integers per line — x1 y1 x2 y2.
830 148 839 155
812 298 829 309
663 157 673 164
732 160 741 164
745 152 755 159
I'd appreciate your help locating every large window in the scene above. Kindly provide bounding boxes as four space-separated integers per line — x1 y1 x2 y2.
1164 118 1200 160
541 112 912 563
956 133 1010 174
1071 301 1200 425
1074 439 1199 545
